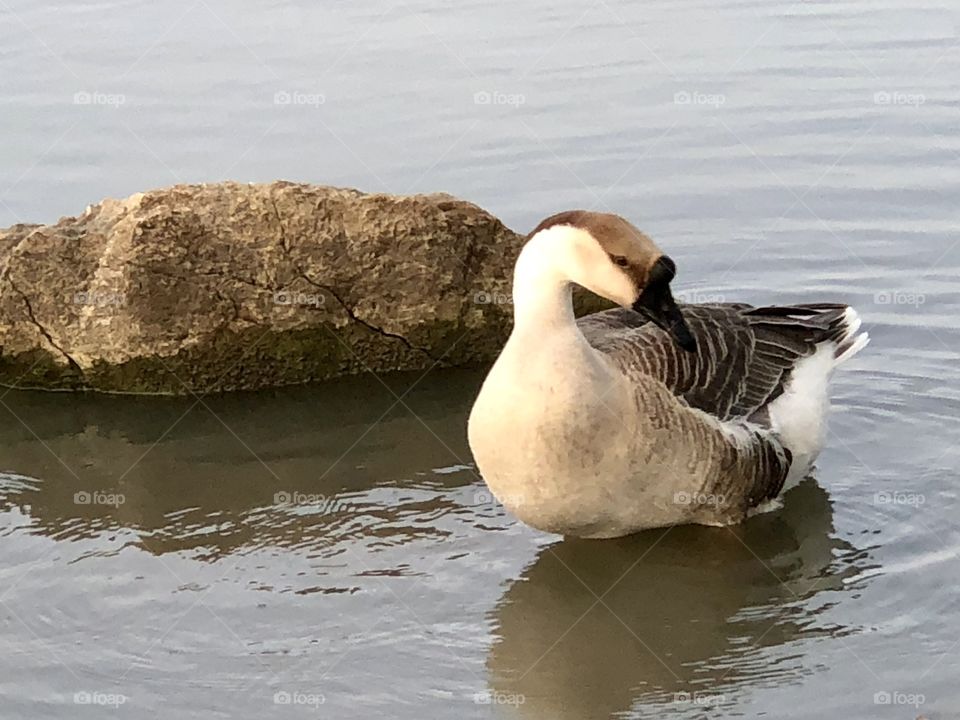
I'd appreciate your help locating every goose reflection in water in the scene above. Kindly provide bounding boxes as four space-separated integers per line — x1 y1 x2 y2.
486 479 872 720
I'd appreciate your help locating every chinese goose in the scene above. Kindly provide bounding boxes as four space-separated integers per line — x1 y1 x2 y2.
467 210 869 539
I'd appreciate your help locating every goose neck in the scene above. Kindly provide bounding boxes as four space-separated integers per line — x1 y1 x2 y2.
510 236 577 336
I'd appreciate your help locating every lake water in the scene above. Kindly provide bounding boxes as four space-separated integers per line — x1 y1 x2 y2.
1 0 959 717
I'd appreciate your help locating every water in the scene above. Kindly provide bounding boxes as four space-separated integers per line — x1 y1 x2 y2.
1 0 959 717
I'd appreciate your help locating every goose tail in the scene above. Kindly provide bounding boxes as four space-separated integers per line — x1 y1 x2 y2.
833 307 870 367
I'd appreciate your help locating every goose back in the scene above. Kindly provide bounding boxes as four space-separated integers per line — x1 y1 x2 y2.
578 302 854 424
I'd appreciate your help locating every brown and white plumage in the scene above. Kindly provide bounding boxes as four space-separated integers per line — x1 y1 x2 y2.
580 302 867 510
468 210 869 538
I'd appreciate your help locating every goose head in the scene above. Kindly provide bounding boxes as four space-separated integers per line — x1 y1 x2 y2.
525 210 697 352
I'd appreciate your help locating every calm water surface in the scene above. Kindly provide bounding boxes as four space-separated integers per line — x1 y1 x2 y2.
1 0 959 717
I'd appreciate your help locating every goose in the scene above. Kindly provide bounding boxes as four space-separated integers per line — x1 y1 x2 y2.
467 210 869 539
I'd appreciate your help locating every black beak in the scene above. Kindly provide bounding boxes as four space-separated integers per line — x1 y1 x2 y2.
632 256 697 353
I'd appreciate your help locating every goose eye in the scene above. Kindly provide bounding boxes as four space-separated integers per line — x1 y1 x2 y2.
611 255 630 268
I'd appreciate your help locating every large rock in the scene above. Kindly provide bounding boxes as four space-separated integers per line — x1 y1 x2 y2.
0 182 535 394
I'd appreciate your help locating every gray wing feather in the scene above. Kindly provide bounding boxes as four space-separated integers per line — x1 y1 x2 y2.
578 302 850 423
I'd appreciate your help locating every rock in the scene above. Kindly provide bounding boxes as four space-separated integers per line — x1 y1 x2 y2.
0 182 513 393
0 182 606 394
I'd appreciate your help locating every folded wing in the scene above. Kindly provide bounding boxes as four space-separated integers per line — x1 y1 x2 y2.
578 302 855 424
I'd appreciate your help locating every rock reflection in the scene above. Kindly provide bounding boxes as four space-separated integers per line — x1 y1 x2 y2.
0 370 485 559
487 480 872 719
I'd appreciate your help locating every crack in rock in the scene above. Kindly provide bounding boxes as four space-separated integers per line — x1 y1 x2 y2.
268 196 291 255
298 271 439 361
267 194 438 362
9 279 84 375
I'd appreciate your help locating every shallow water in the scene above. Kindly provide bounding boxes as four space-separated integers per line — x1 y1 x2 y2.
1 0 959 717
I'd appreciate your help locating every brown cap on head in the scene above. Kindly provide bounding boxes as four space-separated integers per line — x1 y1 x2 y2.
529 210 664 287
529 210 696 352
